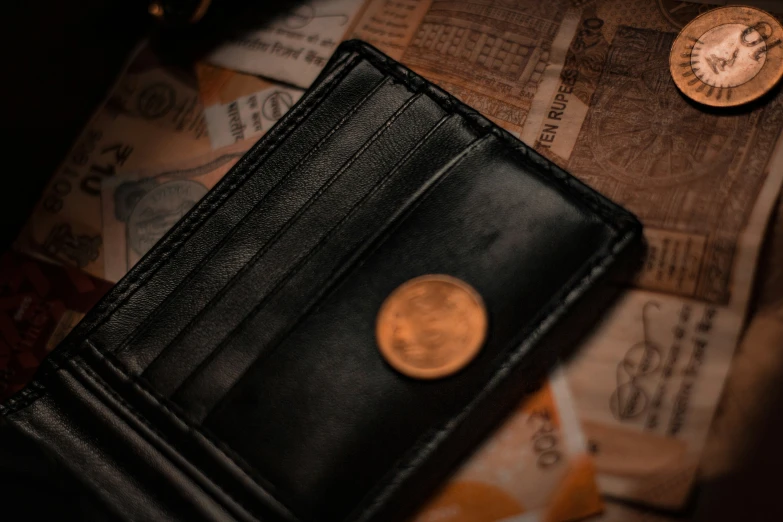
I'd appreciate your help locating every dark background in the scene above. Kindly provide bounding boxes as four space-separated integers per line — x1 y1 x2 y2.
1 1 146 252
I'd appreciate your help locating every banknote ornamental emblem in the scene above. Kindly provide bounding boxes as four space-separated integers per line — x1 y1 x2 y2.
670 6 783 107
376 275 488 380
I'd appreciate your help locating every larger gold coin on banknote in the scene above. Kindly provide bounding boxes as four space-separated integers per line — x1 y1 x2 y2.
376 275 488 380
670 6 783 107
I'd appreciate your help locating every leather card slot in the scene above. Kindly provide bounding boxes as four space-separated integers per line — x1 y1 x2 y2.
142 92 442 396
203 136 615 520
13 361 252 521
80 341 304 521
114 76 412 375
90 59 386 357
173 123 486 422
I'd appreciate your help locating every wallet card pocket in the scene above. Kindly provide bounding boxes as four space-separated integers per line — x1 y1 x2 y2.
144 92 450 398
169 116 485 419
90 57 387 362
115 75 416 374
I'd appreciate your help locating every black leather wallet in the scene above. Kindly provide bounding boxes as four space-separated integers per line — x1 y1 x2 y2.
0 41 642 521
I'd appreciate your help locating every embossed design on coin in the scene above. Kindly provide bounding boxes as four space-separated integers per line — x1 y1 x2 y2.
128 180 207 256
376 275 488 379
692 24 766 87
670 6 783 107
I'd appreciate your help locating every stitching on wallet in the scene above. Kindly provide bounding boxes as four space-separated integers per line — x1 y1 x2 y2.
67 359 262 521
81 341 300 521
0 53 361 414
170 92 429 413
117 75 394 372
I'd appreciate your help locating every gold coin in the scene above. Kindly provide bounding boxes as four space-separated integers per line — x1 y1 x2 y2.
376 275 488 380
670 6 783 107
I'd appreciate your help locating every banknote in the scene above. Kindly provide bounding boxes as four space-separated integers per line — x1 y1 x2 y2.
101 143 250 282
209 0 584 136
520 0 783 509
197 62 303 149
413 368 602 522
346 0 433 60
695 196 783 488
15 43 212 279
206 0 367 88
378 0 580 136
0 252 112 403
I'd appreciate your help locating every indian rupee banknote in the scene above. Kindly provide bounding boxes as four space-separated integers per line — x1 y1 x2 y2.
208 0 583 136
15 43 212 279
197 63 302 149
206 0 368 88
583 199 783 521
520 0 783 509
413 368 603 522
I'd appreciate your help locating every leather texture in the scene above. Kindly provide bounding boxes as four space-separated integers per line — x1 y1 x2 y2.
0 40 643 522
